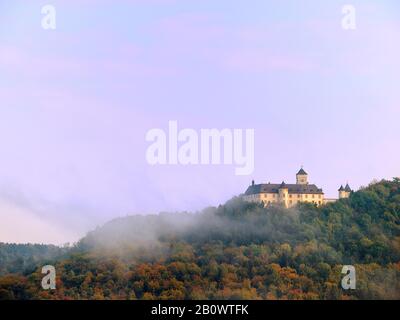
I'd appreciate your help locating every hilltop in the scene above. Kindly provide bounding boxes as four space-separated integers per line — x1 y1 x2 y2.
0 178 399 300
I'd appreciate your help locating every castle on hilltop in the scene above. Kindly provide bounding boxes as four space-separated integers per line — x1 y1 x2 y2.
243 168 352 208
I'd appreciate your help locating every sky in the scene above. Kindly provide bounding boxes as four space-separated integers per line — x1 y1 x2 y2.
0 0 399 244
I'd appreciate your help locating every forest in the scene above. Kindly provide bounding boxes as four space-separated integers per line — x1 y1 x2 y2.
0 178 399 300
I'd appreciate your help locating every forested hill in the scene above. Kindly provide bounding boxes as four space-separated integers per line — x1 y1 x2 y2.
0 178 399 300
0 244 68 276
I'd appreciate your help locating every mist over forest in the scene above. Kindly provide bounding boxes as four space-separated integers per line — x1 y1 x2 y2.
0 178 399 299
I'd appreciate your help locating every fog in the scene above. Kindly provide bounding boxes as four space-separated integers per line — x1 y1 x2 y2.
75 197 317 255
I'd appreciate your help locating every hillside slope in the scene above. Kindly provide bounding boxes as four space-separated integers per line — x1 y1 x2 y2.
0 179 399 300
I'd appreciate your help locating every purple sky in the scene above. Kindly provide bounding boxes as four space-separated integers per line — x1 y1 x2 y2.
0 0 399 244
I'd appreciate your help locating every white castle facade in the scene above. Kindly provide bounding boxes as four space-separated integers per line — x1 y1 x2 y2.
243 168 352 208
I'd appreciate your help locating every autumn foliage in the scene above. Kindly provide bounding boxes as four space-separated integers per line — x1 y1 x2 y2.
1 179 399 300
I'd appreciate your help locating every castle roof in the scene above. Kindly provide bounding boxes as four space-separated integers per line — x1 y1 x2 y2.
297 168 308 175
338 185 344 191
280 181 287 188
344 183 352 192
245 183 323 195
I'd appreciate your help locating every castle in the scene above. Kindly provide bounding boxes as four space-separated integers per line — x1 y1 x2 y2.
243 168 352 208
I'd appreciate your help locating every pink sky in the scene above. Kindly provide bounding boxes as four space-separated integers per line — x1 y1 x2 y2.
0 0 399 243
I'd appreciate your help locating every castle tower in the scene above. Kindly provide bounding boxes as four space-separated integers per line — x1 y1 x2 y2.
278 181 289 208
338 185 346 199
339 184 352 199
344 183 352 198
296 167 308 185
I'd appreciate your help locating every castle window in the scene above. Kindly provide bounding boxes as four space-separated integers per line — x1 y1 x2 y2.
312 194 315 198
298 194 300 198
289 194 292 198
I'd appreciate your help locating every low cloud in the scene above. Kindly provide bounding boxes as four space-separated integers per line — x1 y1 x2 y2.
0 196 80 245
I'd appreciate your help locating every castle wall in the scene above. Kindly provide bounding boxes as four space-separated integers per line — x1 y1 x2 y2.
296 174 308 185
243 169 330 208
243 192 325 208
339 190 351 199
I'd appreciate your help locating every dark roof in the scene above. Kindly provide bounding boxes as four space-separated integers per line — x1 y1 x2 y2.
344 183 352 192
245 183 323 195
297 168 308 175
338 185 344 191
280 181 287 188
